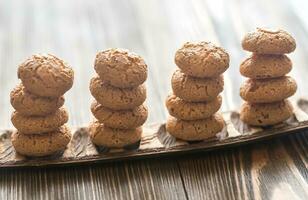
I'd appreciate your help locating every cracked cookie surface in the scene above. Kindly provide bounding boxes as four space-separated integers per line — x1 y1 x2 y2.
94 48 147 88
90 76 146 110
18 54 74 97
175 41 229 78
166 94 222 120
10 83 64 116
171 70 223 102
89 121 142 148
91 101 148 129
166 114 225 141
11 108 68 134
240 100 293 126
240 76 297 103
240 54 292 79
11 125 71 157
242 28 296 54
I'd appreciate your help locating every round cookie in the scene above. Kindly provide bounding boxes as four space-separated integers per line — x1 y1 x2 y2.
89 121 142 148
171 70 224 102
91 101 148 129
11 108 68 134
166 114 225 141
94 49 147 88
242 28 296 54
175 41 229 78
18 54 74 97
11 125 72 157
240 76 297 103
240 100 293 126
240 54 292 79
10 83 65 116
90 76 146 110
166 94 222 120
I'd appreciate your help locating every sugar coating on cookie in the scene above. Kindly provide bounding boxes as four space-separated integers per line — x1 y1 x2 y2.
89 121 142 148
166 94 222 120
10 83 65 116
90 76 146 110
240 76 297 103
166 114 225 141
240 54 292 79
11 108 69 134
240 100 293 126
171 70 224 102
175 41 229 78
91 101 148 129
94 49 147 88
11 125 72 157
242 28 296 54
18 54 74 97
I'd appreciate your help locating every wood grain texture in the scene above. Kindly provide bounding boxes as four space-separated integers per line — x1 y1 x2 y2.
0 0 307 199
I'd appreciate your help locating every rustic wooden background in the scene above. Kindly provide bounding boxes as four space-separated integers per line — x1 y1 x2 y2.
0 0 307 199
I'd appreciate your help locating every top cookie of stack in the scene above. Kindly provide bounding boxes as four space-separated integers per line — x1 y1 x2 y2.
89 48 148 148
166 41 229 141
240 28 297 126
10 54 74 157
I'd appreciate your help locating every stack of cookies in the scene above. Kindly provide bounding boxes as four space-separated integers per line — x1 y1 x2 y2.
240 28 297 126
166 41 229 141
89 49 148 148
10 54 74 156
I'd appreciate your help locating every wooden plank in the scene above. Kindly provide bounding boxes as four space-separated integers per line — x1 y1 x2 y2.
0 160 187 200
178 132 308 200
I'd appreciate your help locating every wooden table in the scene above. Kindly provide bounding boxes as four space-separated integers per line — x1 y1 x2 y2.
0 0 307 199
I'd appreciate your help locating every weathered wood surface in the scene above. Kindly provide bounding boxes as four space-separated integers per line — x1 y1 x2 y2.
0 0 307 199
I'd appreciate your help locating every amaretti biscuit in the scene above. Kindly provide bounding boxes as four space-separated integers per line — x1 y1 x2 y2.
11 108 68 134
175 41 229 78
11 54 73 157
239 28 297 127
18 54 74 97
91 101 148 129
166 114 225 141
240 54 292 79
10 83 64 116
171 70 224 102
240 77 297 103
11 125 72 157
166 41 228 141
94 49 147 88
89 49 148 149
242 28 296 54
240 100 293 126
90 76 146 110
89 121 142 148
166 94 222 120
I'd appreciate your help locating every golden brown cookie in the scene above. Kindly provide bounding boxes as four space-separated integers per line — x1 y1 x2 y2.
91 101 148 129
11 108 68 134
175 41 229 78
90 76 146 110
89 121 142 148
240 100 293 126
166 94 222 120
240 54 292 79
94 49 147 88
18 54 74 97
242 28 296 54
10 83 65 116
166 114 225 141
11 125 72 157
240 76 297 103
171 70 224 102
